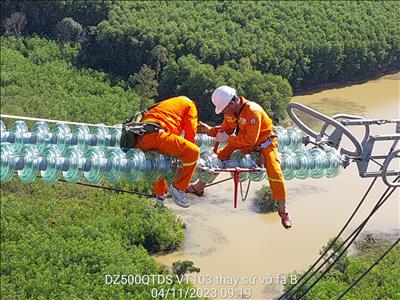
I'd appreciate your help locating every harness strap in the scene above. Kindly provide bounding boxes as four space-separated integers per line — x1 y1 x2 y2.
255 135 277 151
234 101 248 135
123 121 161 134
141 118 164 129
129 101 163 123
119 121 162 152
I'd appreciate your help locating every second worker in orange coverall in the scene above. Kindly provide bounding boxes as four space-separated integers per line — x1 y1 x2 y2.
189 86 292 229
135 96 199 208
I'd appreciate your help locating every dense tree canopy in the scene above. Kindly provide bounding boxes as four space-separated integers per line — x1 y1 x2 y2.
79 1 399 90
0 0 112 36
2 1 398 122
1 37 202 298
0 179 201 299
1 2 399 299
158 55 291 122
1 36 138 125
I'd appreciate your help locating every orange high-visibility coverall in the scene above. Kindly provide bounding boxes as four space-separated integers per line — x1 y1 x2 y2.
208 96 286 200
135 96 199 196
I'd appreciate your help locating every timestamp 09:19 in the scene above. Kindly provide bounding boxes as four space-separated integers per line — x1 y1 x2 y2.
151 287 252 298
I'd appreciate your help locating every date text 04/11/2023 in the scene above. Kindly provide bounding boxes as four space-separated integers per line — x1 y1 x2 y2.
151 287 253 299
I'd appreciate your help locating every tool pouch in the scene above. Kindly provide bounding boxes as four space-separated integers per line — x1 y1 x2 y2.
119 119 161 152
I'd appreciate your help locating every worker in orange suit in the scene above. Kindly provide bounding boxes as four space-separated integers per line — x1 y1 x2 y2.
135 96 199 208
189 86 292 229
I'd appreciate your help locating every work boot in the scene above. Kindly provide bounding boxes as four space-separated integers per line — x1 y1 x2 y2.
153 195 165 205
278 211 292 229
169 184 190 208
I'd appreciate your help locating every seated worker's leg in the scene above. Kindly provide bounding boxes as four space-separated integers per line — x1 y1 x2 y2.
136 134 166 197
136 131 199 208
261 140 292 229
153 177 168 197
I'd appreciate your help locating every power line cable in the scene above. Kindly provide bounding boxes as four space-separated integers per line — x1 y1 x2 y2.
294 184 397 299
58 177 233 198
283 182 396 299
295 186 397 299
336 238 399 300
278 122 399 300
278 177 378 299
281 169 399 299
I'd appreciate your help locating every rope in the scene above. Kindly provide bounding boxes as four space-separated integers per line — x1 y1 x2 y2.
64 177 233 197
294 184 397 300
204 177 233 188
336 238 399 300
278 177 378 299
58 178 156 198
42 174 233 198
240 180 251 201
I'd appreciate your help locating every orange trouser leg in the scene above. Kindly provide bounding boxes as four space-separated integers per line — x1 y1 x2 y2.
136 131 200 193
261 140 287 200
153 178 168 196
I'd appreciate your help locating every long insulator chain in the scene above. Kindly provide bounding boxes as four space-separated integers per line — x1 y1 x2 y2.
0 120 305 153
1 142 343 184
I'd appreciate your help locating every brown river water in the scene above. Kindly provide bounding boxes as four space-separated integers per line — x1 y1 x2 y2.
155 73 400 299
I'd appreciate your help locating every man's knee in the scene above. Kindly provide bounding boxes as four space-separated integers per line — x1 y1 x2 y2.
182 143 200 162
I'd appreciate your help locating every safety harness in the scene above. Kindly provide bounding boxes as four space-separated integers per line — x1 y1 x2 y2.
234 100 277 151
255 135 276 151
119 103 162 152
233 100 248 135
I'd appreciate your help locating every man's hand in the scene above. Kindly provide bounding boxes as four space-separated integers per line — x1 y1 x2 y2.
197 121 211 134
215 131 229 143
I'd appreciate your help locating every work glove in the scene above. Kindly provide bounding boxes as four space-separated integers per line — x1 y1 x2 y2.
215 131 229 143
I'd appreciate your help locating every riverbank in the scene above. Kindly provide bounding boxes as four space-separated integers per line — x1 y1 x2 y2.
157 72 399 299
293 69 400 96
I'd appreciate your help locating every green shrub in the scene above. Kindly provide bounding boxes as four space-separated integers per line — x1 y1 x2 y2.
254 185 278 213
283 235 400 299
0 180 190 299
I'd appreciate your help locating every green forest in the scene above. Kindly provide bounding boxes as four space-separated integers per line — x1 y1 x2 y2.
284 236 400 299
2 1 399 121
1 180 202 299
1 1 399 299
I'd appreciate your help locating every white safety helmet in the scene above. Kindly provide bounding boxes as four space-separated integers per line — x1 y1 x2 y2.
211 85 237 114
